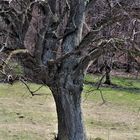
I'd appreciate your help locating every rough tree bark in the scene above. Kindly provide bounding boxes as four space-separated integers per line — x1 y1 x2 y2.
50 70 86 139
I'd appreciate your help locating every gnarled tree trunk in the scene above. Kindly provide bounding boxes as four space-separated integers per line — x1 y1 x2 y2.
49 55 86 140
51 80 86 140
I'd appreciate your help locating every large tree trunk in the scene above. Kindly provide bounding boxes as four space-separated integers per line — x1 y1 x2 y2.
50 73 86 140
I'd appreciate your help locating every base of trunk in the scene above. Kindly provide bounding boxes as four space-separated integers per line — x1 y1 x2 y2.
51 86 86 140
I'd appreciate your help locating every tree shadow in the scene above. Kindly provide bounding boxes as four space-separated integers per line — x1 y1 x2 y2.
84 81 140 94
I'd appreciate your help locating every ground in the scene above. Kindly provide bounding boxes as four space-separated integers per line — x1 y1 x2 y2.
0 74 140 140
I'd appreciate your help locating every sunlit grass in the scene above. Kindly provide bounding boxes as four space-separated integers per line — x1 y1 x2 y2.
84 74 140 107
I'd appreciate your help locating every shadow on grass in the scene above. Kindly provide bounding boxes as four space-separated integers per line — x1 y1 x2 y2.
84 81 140 94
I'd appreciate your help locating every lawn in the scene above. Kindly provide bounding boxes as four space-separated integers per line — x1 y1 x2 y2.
83 74 140 140
0 75 140 140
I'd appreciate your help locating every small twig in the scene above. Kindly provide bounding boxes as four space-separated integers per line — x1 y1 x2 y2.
83 74 106 104
20 78 44 96
83 86 97 102
99 89 106 105
0 45 5 53
97 74 105 89
0 58 12 72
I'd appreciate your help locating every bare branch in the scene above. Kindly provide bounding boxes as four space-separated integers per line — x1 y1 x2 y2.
20 78 45 96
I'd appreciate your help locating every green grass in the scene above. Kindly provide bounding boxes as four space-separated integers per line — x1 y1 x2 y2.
0 75 140 140
85 74 140 88
83 74 140 140
84 74 140 107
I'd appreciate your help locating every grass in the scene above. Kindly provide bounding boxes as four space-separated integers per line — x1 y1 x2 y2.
0 75 140 140
0 83 57 140
83 74 140 140
84 74 140 106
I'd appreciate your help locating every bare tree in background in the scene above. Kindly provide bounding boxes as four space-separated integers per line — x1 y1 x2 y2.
0 0 140 139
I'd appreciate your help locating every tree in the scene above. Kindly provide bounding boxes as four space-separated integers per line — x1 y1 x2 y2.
0 0 140 139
